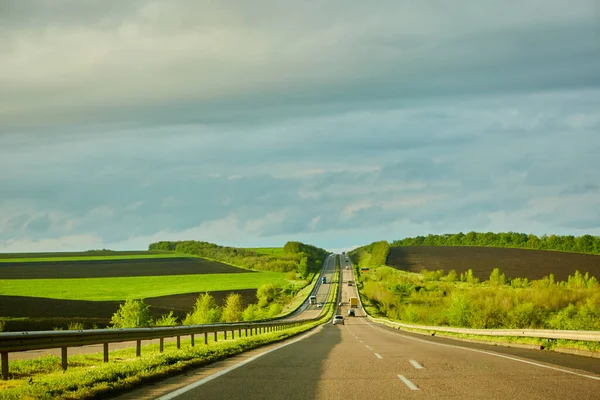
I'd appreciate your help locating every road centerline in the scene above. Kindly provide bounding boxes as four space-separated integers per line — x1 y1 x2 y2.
375 353 383 359
409 360 424 369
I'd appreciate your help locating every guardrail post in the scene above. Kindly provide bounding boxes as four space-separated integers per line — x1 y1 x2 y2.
159 338 164 353
191 334 195 347
1 352 8 380
239 328 241 337
204 332 208 345
224 330 227 340
177 336 181 349
103 343 109 362
245 328 248 337
136 340 141 357
61 347 68 370
214 331 217 342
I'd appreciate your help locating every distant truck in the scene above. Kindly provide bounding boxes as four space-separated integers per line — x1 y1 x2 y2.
309 295 317 305
349 297 359 308
322 276 327 284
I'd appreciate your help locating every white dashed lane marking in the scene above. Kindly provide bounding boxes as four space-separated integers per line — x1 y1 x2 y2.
409 360 424 369
398 375 419 391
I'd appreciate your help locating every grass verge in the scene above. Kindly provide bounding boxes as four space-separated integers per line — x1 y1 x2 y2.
390 324 600 354
0 272 288 301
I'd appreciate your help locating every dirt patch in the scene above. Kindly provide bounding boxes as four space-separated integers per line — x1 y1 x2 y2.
0 257 251 279
0 251 154 259
386 246 600 281
0 289 257 332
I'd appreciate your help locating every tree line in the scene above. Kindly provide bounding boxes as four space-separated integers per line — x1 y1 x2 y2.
392 232 600 255
148 240 328 277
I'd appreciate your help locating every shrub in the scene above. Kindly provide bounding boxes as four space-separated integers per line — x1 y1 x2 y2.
155 311 179 326
67 322 85 330
111 299 153 328
222 293 244 322
183 293 222 325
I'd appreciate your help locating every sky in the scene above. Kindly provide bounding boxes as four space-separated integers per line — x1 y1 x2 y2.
1 0 599 253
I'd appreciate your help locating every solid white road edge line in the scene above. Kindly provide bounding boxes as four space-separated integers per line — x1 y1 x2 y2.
156 326 323 400
409 360 424 369
398 375 419 390
362 320 600 381
375 353 383 359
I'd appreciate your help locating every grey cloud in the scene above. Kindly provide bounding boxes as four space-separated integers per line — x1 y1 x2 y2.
1 1 599 132
561 184 600 195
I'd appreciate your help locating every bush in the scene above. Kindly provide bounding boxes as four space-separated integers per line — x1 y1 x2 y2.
110 299 153 328
222 293 244 322
183 293 222 325
155 311 179 326
67 322 85 330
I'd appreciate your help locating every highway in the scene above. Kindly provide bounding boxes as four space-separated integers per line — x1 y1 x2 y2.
121 254 600 400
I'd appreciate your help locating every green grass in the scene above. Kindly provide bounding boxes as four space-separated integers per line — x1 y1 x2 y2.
249 247 285 255
0 272 288 301
0 253 190 263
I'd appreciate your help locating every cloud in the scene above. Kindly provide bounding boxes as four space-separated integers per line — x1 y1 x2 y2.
1 1 599 132
0 1 599 251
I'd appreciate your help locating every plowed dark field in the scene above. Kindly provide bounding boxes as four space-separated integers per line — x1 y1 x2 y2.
0 289 258 332
386 246 600 281
0 257 250 279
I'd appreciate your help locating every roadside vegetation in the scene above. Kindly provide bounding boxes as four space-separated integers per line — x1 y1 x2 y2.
392 232 600 255
352 241 600 333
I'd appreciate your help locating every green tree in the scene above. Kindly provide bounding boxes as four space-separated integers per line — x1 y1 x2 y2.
222 293 244 322
183 293 222 325
257 283 281 307
489 268 506 286
297 256 309 278
110 299 153 328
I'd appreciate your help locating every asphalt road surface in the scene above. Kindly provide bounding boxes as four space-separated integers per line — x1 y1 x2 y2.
143 254 599 400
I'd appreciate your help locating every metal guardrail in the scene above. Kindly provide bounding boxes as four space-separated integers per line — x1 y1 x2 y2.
0 318 317 380
346 258 600 343
367 317 600 342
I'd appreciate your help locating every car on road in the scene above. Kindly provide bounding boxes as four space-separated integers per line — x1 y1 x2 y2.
347 309 355 317
332 315 344 325
317 302 324 308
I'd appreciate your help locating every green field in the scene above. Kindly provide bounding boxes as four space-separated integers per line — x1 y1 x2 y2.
0 272 288 301
0 252 187 263
249 247 285 255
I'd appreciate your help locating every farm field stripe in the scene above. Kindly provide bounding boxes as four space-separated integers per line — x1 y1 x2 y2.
0 272 288 301
0 254 189 263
